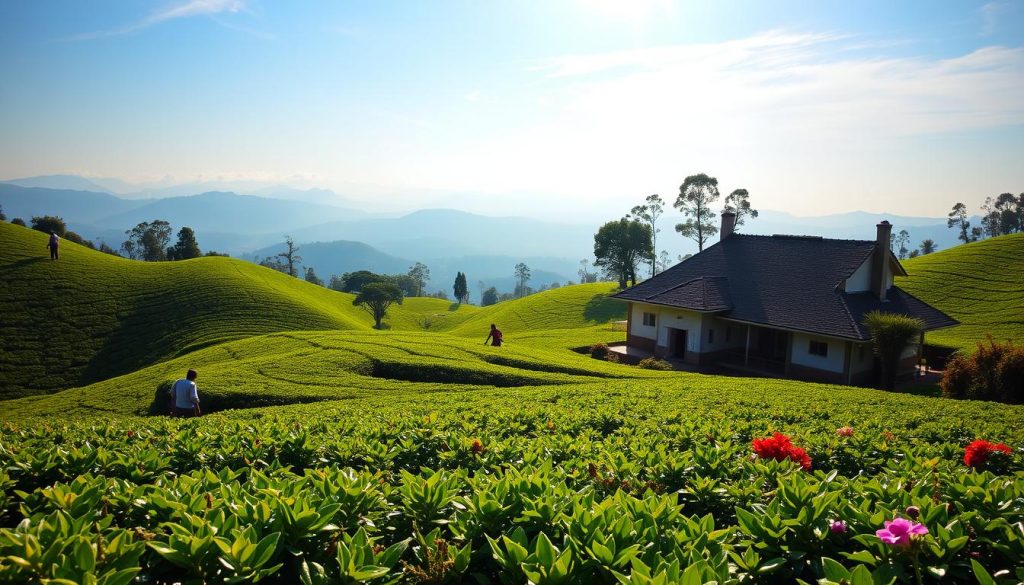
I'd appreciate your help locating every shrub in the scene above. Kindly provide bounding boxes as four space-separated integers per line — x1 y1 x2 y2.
863 311 923 390
30 215 67 237
11 217 26 226
941 338 1024 404
589 343 610 360
637 357 673 370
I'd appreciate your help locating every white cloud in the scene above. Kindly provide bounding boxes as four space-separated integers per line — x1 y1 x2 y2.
67 0 246 40
402 31 1024 216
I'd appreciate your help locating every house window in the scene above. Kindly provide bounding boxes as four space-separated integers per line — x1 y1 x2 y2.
708 329 715 344
809 340 828 357
642 312 656 327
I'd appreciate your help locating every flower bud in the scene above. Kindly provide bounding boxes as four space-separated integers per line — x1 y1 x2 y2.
905 505 920 519
830 520 848 534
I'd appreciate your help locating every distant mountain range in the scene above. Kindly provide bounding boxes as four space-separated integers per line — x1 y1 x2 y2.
0 173 983 293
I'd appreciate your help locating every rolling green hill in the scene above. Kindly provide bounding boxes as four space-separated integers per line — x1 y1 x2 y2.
0 222 376 399
898 233 1024 352
0 222 622 399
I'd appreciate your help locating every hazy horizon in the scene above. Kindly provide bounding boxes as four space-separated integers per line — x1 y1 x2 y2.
2 1 1022 221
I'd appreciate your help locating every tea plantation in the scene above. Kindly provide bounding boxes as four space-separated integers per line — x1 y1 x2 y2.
898 233 1024 352
2 221 1023 583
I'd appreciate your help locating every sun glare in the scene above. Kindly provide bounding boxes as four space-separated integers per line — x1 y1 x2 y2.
577 0 669 25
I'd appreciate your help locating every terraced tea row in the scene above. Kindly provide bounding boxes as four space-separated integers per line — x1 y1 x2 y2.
2 383 1022 583
899 233 1024 352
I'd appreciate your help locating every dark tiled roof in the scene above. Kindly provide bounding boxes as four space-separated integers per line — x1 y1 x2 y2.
644 276 732 311
613 234 957 341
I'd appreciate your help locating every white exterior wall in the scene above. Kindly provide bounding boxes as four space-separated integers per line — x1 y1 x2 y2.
790 333 846 374
657 309 704 353
629 303 706 354
845 259 871 292
629 304 658 340
702 315 745 353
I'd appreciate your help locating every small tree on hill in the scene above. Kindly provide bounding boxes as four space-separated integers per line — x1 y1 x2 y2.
919 239 937 255
578 259 597 284
453 272 469 305
30 215 67 237
514 263 531 298
893 229 910 260
408 262 430 296
947 202 974 244
863 311 923 391
674 173 719 252
0 205 5 221
353 282 403 329
11 218 26 226
593 218 653 288
305 266 324 286
167 227 201 260
123 220 172 261
629 194 664 276
482 286 498 306
63 231 92 248
276 235 302 277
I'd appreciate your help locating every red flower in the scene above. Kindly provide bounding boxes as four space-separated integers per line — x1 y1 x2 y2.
964 439 1012 468
752 432 812 470
470 439 485 455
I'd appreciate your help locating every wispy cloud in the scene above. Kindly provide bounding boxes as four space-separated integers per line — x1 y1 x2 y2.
980 1 1009 36
66 0 246 41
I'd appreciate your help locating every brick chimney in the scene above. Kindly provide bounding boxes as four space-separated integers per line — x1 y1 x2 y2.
872 220 892 300
720 211 736 241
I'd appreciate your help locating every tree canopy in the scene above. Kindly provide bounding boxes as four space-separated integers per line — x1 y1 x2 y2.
593 218 653 288
408 262 430 297
674 173 720 251
514 263 531 298
722 188 758 229
123 220 172 261
630 194 664 277
30 215 67 237
167 227 201 260
453 272 469 305
353 282 404 329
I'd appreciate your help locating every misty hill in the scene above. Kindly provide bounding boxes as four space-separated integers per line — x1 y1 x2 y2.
290 209 596 259
0 184 145 224
91 191 365 234
1 174 115 194
247 240 410 277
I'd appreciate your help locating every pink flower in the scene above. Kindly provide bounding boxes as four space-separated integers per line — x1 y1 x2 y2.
836 426 854 437
876 518 927 547
830 520 847 534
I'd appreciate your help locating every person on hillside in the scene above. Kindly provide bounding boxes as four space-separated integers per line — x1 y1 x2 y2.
169 369 202 417
46 232 59 260
484 323 503 347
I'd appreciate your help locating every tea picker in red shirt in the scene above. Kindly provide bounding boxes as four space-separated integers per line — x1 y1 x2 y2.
484 324 503 347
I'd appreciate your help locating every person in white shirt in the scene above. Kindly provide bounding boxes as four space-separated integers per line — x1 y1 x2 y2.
170 369 201 417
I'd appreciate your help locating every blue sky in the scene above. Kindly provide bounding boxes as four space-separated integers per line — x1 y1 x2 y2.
0 1 1021 219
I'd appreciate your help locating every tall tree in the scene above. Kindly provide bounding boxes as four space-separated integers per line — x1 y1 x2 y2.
514 263 531 298
657 250 672 273
167 226 201 260
408 262 430 296
453 272 469 305
353 282 403 329
893 229 910 260
674 173 720 251
947 202 973 244
994 192 1020 234
593 218 654 288
919 239 937 255
722 188 758 229
630 194 664 276
30 215 67 237
276 235 302 277
0 205 5 221
123 220 172 261
305 266 324 286
478 280 486 304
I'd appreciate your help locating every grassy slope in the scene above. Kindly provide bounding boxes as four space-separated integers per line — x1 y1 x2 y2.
0 223 377 398
898 233 1024 352
0 222 625 398
0 330 663 420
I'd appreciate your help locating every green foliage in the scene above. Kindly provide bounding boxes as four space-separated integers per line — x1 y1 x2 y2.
593 218 653 288
453 271 468 305
122 219 171 261
11 217 26 226
637 357 673 370
167 226 201 260
863 311 924 390
29 215 66 237
674 173 720 251
942 338 1024 404
898 233 1024 351
482 286 498 307
353 282 404 329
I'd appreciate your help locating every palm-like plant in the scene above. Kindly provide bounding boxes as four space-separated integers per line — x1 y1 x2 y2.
863 311 924 390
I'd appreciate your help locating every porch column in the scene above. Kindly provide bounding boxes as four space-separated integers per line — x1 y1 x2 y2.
744 325 751 366
783 332 792 375
918 331 925 376
842 341 853 385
